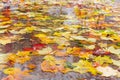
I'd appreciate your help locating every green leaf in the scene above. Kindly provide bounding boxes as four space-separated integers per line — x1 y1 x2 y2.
65 62 75 69
111 0 115 2
116 42 120 46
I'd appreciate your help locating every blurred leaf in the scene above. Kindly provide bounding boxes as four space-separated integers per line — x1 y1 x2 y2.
94 56 112 65
112 59 120 67
65 62 75 69
97 66 118 77
0 54 8 64
38 47 53 55
43 55 55 61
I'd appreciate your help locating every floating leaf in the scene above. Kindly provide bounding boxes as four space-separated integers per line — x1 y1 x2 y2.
35 33 47 38
73 60 97 75
96 66 118 77
0 54 8 64
25 26 36 33
1 75 18 80
41 60 57 72
106 46 120 55
84 45 95 50
43 55 55 62
94 56 112 65
71 36 86 40
38 47 53 55
0 37 11 45
3 68 21 75
87 38 96 43
65 62 75 69
112 59 120 67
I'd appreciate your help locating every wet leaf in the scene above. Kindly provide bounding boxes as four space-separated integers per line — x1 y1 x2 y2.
73 60 97 75
106 46 120 55
43 55 55 62
65 62 75 69
3 68 21 75
96 66 118 77
94 56 112 65
112 59 120 67
0 37 12 45
41 60 58 72
0 54 9 64
38 47 53 55
84 45 95 50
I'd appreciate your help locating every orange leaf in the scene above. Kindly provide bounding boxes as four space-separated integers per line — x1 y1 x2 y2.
55 50 67 56
72 47 81 55
1 75 21 80
41 61 58 72
27 64 36 69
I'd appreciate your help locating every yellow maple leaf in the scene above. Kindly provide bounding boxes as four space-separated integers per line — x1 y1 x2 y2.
35 33 47 38
43 55 55 62
3 68 29 76
17 51 30 56
72 60 97 75
3 68 21 75
25 26 36 33
40 37 54 44
94 56 112 65
53 32 62 37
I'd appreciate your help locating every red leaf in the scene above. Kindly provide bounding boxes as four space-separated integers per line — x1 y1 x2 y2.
33 43 46 50
23 47 34 51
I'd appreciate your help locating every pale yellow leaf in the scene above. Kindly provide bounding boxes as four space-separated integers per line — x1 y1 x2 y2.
38 47 53 55
97 66 118 77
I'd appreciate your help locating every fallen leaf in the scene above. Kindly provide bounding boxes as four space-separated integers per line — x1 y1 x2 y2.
1 75 21 80
3 68 21 75
112 59 120 67
0 37 11 45
71 36 86 40
41 60 58 72
0 54 8 64
38 47 53 55
55 50 67 56
106 46 120 55
84 45 95 50
43 55 55 61
73 60 97 75
94 56 112 65
96 66 118 77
